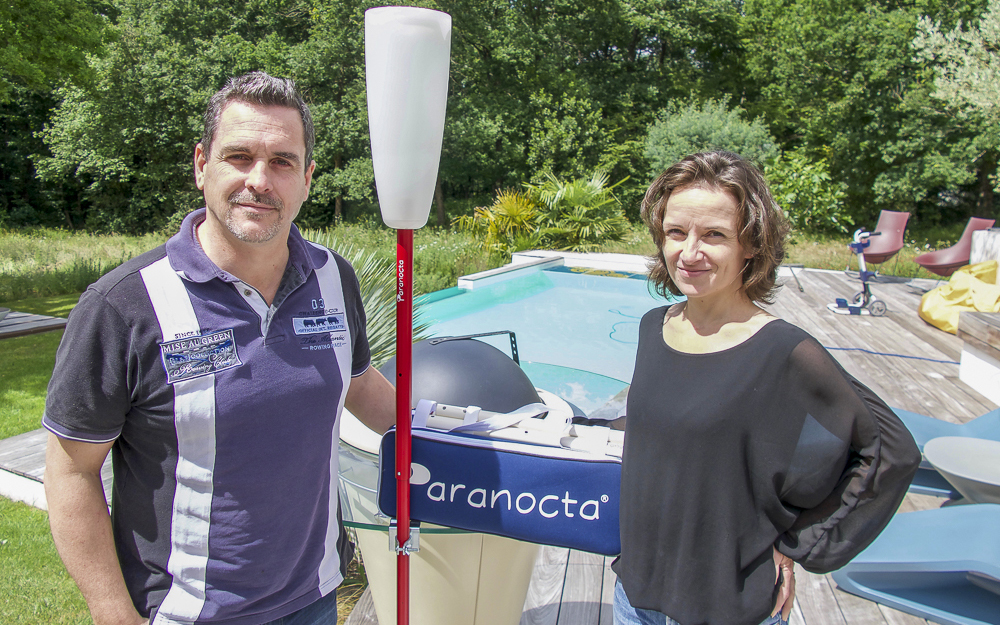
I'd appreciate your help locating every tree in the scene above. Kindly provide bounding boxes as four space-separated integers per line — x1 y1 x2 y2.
526 170 630 251
36 0 319 233
434 0 748 219
743 0 991 224
0 0 107 101
288 0 376 226
0 0 107 228
914 0 1000 218
914 0 1000 116
28 0 756 233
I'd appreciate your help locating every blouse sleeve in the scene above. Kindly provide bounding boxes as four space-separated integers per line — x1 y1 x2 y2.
775 338 920 574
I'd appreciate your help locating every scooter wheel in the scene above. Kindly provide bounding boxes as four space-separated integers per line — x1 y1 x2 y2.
870 300 887 316
851 291 866 306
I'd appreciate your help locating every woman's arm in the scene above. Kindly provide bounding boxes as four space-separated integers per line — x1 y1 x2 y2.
775 339 920 574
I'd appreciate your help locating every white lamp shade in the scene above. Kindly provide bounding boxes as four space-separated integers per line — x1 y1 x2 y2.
365 7 452 230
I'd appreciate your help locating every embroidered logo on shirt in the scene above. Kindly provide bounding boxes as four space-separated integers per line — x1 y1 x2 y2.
293 314 347 335
160 329 242 384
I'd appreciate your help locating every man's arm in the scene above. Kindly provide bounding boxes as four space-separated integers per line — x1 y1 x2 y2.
44 433 147 625
345 366 396 435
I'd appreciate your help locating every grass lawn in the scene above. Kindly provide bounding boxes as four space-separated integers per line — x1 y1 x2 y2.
0 294 81 439
0 498 90 624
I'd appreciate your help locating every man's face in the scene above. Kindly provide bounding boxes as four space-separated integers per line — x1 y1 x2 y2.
194 101 315 245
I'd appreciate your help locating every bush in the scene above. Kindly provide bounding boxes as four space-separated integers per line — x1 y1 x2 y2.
454 190 541 259
644 98 779 174
765 150 853 234
526 171 630 252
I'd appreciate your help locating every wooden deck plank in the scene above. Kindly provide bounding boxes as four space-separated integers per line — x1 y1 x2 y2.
0 428 113 500
877 603 933 625
834 579 890 625
793 566 847 625
790 597 806 625
0 311 67 339
0 430 48 479
598 557 616 625
519 546 569 625
556 551 604 625
768 270 994 419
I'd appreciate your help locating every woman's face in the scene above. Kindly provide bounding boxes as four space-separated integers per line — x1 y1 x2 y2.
660 184 752 304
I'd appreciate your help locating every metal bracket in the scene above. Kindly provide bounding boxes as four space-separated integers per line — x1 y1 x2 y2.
389 521 420 554
428 331 519 365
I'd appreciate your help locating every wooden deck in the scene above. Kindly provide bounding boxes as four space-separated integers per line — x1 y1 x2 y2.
1 268 995 625
0 310 68 340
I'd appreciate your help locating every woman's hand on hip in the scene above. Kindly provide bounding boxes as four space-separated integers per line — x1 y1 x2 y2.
771 546 796 620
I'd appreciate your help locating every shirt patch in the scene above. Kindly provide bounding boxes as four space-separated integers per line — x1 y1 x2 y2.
293 314 347 335
160 329 242 384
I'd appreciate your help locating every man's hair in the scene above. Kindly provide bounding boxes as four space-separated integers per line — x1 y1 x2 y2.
202 71 315 166
641 150 790 304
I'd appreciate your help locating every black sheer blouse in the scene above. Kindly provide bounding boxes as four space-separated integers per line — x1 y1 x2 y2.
612 308 920 625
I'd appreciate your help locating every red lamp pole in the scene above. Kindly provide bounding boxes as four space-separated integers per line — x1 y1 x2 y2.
395 229 414 625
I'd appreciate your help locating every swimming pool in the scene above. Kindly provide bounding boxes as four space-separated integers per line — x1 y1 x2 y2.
418 261 677 414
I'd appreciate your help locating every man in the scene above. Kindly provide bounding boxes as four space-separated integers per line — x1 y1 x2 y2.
43 71 395 625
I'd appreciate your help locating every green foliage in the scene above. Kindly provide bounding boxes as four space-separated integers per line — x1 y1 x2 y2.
0 87 65 228
35 0 341 234
743 0 992 224
0 0 107 101
0 499 89 624
458 170 631 255
455 190 541 258
526 170 630 251
644 98 779 174
6 0 999 234
0 227 165 300
913 0 1000 218
765 149 853 234
914 0 1000 121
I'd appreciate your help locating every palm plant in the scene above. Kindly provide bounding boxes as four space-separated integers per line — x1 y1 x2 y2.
525 170 630 252
454 190 542 257
301 230 430 368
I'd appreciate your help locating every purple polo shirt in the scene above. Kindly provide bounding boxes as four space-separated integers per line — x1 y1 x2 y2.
44 209 371 624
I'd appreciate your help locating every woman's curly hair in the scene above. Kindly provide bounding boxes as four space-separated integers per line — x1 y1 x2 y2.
641 150 790 304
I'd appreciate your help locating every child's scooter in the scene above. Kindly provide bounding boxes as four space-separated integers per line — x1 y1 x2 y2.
827 229 888 316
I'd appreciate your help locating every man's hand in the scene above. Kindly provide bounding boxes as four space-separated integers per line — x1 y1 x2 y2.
44 433 147 625
771 546 796 621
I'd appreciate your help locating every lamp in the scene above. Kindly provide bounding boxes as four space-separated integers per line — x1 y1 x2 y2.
365 7 451 625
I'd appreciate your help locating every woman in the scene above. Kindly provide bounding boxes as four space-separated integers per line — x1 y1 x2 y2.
613 151 920 625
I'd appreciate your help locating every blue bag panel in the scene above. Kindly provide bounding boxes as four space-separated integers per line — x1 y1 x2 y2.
378 429 621 556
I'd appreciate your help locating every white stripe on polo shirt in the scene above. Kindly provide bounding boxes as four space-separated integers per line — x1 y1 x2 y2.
310 243 352 595
141 257 217 625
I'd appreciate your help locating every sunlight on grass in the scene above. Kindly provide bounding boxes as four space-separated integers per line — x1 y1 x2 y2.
0 499 89 624
0 328 64 438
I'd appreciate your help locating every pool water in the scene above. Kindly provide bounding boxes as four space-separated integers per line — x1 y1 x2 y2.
418 265 678 414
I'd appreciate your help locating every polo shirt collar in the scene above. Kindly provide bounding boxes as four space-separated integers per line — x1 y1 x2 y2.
165 208 328 283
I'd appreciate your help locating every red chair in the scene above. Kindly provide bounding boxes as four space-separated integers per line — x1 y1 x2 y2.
913 217 996 277
863 210 910 266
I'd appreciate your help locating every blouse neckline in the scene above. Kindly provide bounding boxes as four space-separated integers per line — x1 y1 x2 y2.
657 306 785 357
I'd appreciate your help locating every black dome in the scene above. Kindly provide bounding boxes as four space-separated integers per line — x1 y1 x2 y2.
380 338 541 413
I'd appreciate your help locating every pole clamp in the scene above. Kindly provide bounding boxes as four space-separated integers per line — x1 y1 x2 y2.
389 520 421 554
